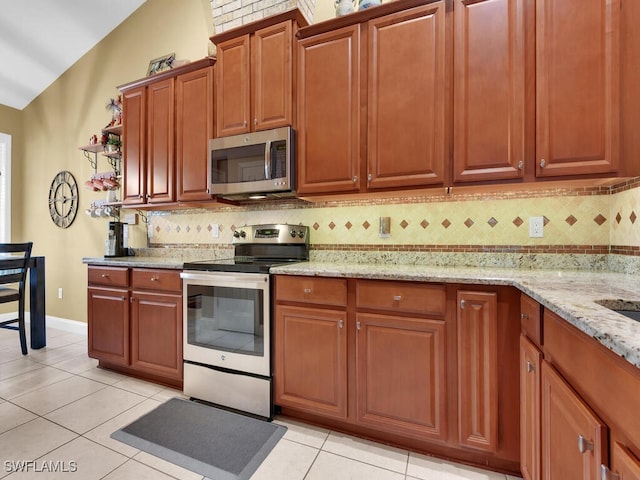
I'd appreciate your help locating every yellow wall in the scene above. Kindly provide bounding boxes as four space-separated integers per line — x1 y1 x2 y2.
0 104 24 238
15 0 212 323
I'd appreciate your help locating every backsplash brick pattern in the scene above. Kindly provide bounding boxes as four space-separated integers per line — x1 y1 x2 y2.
144 187 639 252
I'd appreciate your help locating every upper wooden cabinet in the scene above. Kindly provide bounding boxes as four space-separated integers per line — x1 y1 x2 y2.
119 58 216 207
536 0 620 178
297 0 446 195
212 10 307 137
175 66 215 202
452 0 526 183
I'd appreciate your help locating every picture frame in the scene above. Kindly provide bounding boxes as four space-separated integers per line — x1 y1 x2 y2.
147 53 175 76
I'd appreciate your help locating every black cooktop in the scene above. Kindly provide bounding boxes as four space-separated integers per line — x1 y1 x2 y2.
182 257 301 274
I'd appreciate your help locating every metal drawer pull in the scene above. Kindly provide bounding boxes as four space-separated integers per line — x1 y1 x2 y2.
338 320 344 329
578 434 594 453
520 313 529 320
303 288 312 294
526 361 536 373
356 321 361 330
601 465 620 480
150 277 158 282
460 299 466 309
101 274 109 278
393 295 402 301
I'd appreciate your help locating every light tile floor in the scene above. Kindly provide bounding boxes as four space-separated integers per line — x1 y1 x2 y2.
0 325 522 480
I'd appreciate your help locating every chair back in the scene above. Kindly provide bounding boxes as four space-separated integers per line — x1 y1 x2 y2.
0 242 33 289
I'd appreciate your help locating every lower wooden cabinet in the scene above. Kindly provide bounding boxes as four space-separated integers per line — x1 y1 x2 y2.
520 334 542 480
355 312 447 441
456 290 498 452
274 304 348 419
274 276 519 472
541 360 607 480
609 442 640 480
87 265 183 388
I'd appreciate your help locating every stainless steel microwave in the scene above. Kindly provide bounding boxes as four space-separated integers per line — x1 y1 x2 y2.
209 126 295 200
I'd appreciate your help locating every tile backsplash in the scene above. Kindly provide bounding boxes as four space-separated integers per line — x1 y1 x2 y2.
143 181 639 256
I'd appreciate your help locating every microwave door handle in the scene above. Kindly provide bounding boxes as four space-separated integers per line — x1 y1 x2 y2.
264 140 272 180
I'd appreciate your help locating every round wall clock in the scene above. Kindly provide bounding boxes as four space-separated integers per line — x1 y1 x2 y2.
48 171 79 228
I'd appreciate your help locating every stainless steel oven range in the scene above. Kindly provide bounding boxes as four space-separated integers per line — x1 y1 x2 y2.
180 224 309 419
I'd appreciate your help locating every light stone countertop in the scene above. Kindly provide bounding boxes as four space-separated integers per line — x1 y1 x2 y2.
270 262 640 370
82 256 187 269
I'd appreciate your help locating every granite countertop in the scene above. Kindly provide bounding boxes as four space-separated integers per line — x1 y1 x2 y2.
270 262 640 369
82 256 186 269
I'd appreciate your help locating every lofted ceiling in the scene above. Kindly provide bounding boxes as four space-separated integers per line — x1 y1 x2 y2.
0 0 146 110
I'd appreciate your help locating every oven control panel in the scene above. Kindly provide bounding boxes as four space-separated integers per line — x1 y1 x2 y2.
232 224 309 244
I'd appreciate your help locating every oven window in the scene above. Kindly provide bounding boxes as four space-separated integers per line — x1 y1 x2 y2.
186 284 264 356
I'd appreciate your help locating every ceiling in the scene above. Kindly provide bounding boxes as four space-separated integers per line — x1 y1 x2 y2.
0 0 146 110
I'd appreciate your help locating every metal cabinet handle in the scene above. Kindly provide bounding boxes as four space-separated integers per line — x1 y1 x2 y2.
356 321 361 330
101 274 109 278
526 361 536 373
338 320 344 329
521 313 529 320
518 160 524 170
393 295 402 301
601 465 620 480
254 118 258 126
352 176 358 183
303 288 312 294
367 173 372 181
540 158 546 168
243 120 247 127
121 296 127 302
578 434 594 454
150 277 158 282
460 299 466 309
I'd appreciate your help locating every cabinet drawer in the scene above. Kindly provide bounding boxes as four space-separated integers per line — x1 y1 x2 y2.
131 268 182 293
275 275 347 307
88 266 129 288
520 294 542 346
356 280 446 316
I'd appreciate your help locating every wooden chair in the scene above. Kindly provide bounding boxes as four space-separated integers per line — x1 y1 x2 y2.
0 242 33 355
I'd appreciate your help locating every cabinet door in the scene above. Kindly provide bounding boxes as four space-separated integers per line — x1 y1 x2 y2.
122 86 146 205
176 66 214 202
355 313 447 441
521 335 542 480
130 291 183 381
367 2 446 189
541 361 607 480
297 24 361 195
457 290 498 452
453 0 526 182
88 287 130 366
536 0 620 177
253 20 293 131
274 305 348 419
146 78 175 203
611 442 640 480
216 34 251 137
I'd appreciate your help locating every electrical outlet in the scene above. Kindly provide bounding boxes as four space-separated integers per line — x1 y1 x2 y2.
211 224 219 238
529 216 544 238
58 288 63 299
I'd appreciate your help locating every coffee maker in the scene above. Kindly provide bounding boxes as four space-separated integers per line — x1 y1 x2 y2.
105 221 127 257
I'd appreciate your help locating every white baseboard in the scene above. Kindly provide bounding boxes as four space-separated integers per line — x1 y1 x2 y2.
0 312 87 336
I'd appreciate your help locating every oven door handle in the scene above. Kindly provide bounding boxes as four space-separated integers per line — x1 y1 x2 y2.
180 271 269 286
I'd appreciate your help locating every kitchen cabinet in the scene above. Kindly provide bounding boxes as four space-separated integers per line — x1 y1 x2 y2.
521 309 640 480
119 58 215 207
274 276 348 419
87 265 183 388
535 0 620 178
175 65 214 201
452 0 526 182
541 361 607 480
355 280 447 441
212 10 306 137
519 293 543 480
296 1 446 195
274 275 520 473
456 290 498 452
